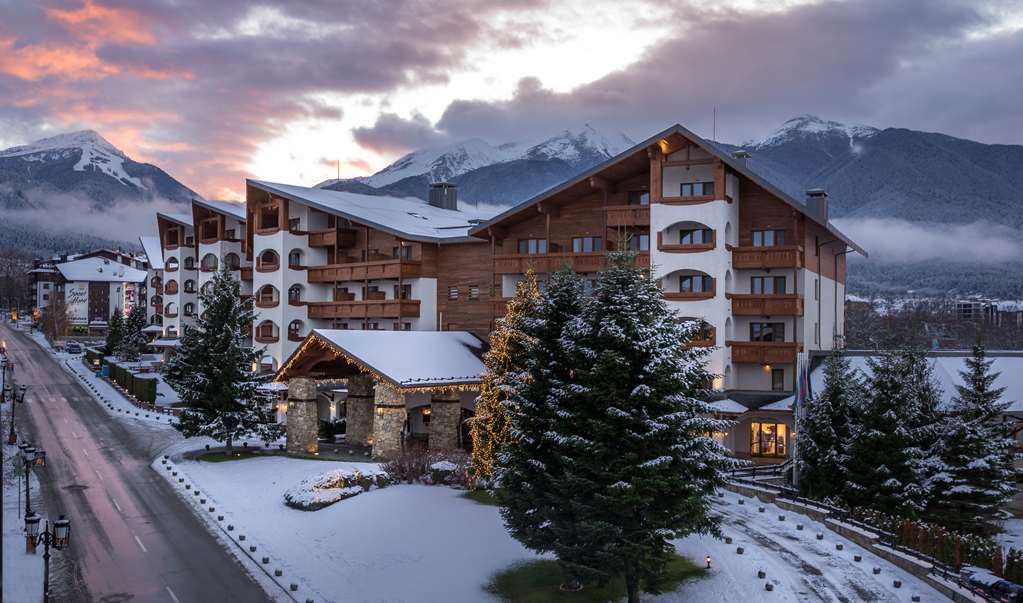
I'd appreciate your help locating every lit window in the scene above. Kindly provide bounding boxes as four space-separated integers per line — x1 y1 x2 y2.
751 422 787 457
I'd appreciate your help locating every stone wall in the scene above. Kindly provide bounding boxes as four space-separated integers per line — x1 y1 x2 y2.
345 374 375 446
286 377 319 455
429 391 461 450
372 384 406 460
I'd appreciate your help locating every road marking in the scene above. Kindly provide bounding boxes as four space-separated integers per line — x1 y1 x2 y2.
165 586 180 603
111 498 122 513
81 448 90 458
94 469 103 482
133 533 148 553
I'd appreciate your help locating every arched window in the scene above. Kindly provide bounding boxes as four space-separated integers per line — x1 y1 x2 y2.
165 257 179 272
288 284 303 305
201 253 218 272
164 302 178 317
662 269 715 300
150 275 162 287
150 295 163 307
256 250 280 272
200 281 214 297
288 248 303 269
256 285 279 308
658 220 715 252
224 253 241 270
164 280 179 294
183 256 196 270
183 302 196 316
255 320 279 343
288 320 304 341
183 279 196 293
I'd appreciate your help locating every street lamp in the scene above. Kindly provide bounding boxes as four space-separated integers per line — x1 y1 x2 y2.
26 513 73 603
8 384 27 444
19 445 39 518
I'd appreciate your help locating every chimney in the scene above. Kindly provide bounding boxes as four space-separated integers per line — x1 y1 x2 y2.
428 182 458 210
806 188 829 223
732 149 752 168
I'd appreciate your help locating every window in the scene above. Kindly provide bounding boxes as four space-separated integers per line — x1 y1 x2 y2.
333 286 352 301
42 293 49 301
201 253 218 271
165 257 179 271
750 422 787 457
752 230 785 247
201 282 213 297
572 236 602 253
185 236 194 246
288 249 303 268
394 284 412 300
814 322 820 345
225 228 236 240
448 286 459 301
750 322 785 342
680 274 713 293
392 245 413 260
393 322 412 331
680 181 714 197
289 217 301 231
183 279 196 293
628 234 650 251
289 284 302 303
517 239 547 255
183 302 195 316
368 322 381 330
751 276 786 294
468 285 480 301
814 278 820 301
257 250 279 270
627 190 649 206
42 283 50 290
679 229 713 245
183 256 195 270
288 320 303 338
224 253 240 270
771 368 785 392
257 321 277 339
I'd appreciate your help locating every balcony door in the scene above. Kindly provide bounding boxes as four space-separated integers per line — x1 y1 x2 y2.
750 421 788 457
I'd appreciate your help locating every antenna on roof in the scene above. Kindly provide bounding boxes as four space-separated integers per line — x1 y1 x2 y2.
337 159 340 182
712 106 717 141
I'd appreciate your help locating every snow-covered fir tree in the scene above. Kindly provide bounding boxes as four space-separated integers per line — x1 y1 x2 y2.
105 309 124 355
468 270 542 485
164 265 282 449
116 305 147 361
499 255 735 602
844 349 938 517
926 346 1015 534
797 351 862 501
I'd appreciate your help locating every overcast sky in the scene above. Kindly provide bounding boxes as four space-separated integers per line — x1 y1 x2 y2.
1 0 1020 200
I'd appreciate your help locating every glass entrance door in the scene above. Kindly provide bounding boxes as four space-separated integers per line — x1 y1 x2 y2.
750 421 788 457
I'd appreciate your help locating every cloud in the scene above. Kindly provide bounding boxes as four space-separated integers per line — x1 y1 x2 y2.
353 112 452 155
834 218 1023 264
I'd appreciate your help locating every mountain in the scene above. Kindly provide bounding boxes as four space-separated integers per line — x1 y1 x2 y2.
0 129 198 210
321 125 634 206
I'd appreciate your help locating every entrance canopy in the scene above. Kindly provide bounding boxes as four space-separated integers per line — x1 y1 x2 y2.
275 330 486 392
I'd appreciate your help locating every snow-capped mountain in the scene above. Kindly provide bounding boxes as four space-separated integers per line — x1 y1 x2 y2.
752 115 878 149
0 129 198 211
323 124 634 206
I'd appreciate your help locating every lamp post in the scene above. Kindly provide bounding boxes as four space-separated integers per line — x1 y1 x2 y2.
25 514 72 603
8 384 27 444
1 355 8 401
19 444 41 518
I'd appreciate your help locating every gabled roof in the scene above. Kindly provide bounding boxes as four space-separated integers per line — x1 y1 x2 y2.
194 198 246 221
275 329 486 389
157 211 193 228
248 179 496 243
56 256 147 283
469 123 866 256
138 236 164 270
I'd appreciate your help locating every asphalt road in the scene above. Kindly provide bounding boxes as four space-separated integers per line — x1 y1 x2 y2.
1 324 271 603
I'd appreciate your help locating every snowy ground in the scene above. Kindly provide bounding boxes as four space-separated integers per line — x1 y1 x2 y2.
997 518 1023 550
2 405 45 603
164 453 950 603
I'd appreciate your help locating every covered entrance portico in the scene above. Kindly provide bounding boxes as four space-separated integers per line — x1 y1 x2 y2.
274 329 485 460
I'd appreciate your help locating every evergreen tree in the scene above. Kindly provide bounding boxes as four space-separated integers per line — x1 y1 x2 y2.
844 349 937 517
926 346 1015 534
798 351 862 500
468 270 542 485
164 265 282 449
105 309 124 355
116 305 147 361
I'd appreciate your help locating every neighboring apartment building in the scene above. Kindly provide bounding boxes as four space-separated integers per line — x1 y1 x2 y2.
139 236 164 327
156 212 198 338
37 255 147 334
28 248 149 318
244 180 493 370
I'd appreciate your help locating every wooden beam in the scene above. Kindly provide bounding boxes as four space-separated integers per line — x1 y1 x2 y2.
648 145 663 204
589 176 616 193
536 202 560 218
664 158 716 167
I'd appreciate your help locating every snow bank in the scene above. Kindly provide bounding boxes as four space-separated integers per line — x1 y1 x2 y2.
283 467 390 511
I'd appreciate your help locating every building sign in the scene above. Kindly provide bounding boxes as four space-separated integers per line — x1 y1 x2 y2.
66 282 89 325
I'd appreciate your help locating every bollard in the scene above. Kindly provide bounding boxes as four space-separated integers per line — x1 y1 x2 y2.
758 506 765 513
893 580 901 588
778 515 785 522
290 584 298 592
208 506 215 512
724 536 732 544
275 569 283 577
816 533 823 540
185 484 191 490
835 543 843 551
736 547 744 555
227 525 234 531
200 498 206 504
718 491 724 498
218 515 224 521
178 478 184 483
250 545 257 552
872 567 881 575
911 596 920 602
765 583 774 592
262 557 270 564
738 499 745 505
239 534 246 541
757 570 766 579
796 524 804 531
854 555 861 562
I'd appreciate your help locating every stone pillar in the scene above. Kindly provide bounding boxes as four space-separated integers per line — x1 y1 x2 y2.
345 374 375 447
286 378 318 455
371 384 407 460
429 391 462 451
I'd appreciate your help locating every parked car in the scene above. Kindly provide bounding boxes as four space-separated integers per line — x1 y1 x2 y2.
962 566 1023 602
65 341 83 355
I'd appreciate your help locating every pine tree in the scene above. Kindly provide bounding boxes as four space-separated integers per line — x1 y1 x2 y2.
468 271 542 486
105 309 124 355
926 346 1015 534
164 265 283 449
116 305 147 361
798 351 862 500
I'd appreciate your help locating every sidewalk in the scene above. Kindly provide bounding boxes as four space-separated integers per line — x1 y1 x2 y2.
2 403 44 603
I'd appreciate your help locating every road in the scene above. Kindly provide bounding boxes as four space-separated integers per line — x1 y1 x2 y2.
1 323 271 603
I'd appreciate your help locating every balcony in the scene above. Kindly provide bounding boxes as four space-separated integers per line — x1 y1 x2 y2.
153 304 163 315
731 245 803 269
240 267 253 281
657 232 715 254
605 205 649 227
663 291 715 301
308 228 357 248
256 296 279 309
307 258 421 283
306 299 421 320
288 331 304 342
687 326 716 348
728 294 804 316
255 332 279 344
726 341 800 364
164 310 178 318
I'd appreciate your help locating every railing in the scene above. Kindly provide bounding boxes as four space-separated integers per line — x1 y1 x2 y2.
255 297 279 308
200 263 218 273
288 332 304 342
307 258 421 282
728 294 804 316
663 290 715 301
307 228 357 248
726 341 800 364
255 332 279 343
239 267 253 281
256 260 279 273
657 231 715 253
164 311 178 318
165 264 179 273
307 299 420 320
605 204 649 227
492 252 601 274
731 245 803 269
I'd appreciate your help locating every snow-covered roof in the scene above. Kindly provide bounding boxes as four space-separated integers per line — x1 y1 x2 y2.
56 256 147 283
194 198 246 221
249 180 497 243
27 267 58 274
278 329 486 389
708 398 748 414
151 338 180 347
767 351 1023 412
158 211 193 227
138 235 164 270
142 324 164 333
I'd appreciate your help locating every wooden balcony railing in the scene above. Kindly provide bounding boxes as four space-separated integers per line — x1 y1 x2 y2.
240 267 253 281
728 294 804 316
731 245 803 269
164 310 178 318
726 341 800 364
605 205 649 227
306 299 421 320
307 259 421 283
288 332 304 342
663 290 715 301
657 231 715 253
687 327 716 348
308 228 357 248
256 260 279 273
164 284 179 294
256 297 279 308
165 264 178 273
255 332 279 343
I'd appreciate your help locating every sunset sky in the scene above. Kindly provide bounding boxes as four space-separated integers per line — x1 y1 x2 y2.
1 0 1021 200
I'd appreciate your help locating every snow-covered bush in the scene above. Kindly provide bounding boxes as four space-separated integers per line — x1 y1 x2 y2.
382 448 469 487
283 468 390 511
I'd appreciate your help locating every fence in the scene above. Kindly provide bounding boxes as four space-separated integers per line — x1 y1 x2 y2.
83 356 179 417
